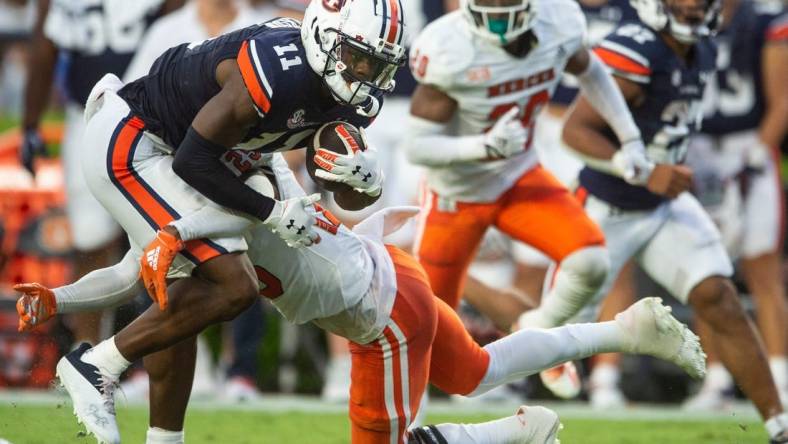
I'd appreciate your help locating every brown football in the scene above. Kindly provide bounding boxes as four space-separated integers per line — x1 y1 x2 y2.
306 121 366 193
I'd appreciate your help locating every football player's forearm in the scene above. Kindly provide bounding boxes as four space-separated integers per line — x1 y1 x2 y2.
172 127 276 221
22 14 57 129
563 115 621 175
759 44 788 148
575 53 641 144
405 116 485 166
55 250 143 313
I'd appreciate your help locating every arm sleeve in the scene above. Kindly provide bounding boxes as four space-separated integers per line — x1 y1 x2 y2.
172 126 276 221
403 115 487 167
171 155 298 240
576 52 642 143
170 204 256 241
54 250 144 313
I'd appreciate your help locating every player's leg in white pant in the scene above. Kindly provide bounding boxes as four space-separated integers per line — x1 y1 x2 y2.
638 193 786 439
517 245 609 329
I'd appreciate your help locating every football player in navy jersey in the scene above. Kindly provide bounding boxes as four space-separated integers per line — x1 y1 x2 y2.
20 0 183 348
684 0 788 409
52 1 407 441
560 0 788 440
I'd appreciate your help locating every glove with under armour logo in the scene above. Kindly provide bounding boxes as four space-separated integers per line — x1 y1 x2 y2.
264 194 322 248
20 128 47 174
612 139 655 186
14 283 57 332
140 229 184 311
314 146 384 197
482 106 528 160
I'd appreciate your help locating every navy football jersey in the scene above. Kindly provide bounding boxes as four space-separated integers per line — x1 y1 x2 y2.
551 0 638 106
701 0 788 135
578 22 717 210
45 0 163 106
118 18 375 152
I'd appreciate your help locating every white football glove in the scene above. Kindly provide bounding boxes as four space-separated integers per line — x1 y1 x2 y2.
612 139 655 185
314 144 384 197
482 106 528 159
263 194 321 248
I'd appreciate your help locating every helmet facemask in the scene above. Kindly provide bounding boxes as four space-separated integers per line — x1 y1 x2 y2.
630 0 720 44
665 0 720 43
320 27 405 105
463 0 536 46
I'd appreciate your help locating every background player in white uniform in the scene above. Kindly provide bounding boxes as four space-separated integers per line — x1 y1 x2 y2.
561 0 788 440
405 0 654 397
20 0 182 345
16 153 707 444
683 0 788 408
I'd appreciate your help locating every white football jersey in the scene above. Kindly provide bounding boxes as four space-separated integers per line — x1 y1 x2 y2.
410 0 587 201
44 0 163 54
244 156 395 344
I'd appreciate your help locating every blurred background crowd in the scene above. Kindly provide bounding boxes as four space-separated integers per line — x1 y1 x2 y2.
0 0 786 412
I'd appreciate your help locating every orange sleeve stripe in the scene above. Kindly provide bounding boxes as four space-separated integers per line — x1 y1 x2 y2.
766 24 788 42
594 47 651 76
237 41 271 114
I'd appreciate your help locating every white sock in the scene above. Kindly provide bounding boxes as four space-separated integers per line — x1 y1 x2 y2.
765 413 788 440
470 321 624 396
81 337 131 380
701 362 732 392
770 356 788 392
519 247 608 329
590 362 620 391
146 427 184 444
431 413 529 444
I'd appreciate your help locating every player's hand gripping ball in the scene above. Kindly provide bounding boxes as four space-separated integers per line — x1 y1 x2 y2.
307 121 383 197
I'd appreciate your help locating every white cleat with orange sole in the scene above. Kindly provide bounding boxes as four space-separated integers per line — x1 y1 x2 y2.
539 362 581 400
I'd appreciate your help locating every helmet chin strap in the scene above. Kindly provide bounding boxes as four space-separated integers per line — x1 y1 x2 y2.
488 18 509 45
356 94 381 117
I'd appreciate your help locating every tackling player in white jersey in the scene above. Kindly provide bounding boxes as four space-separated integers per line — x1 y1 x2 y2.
16 153 706 444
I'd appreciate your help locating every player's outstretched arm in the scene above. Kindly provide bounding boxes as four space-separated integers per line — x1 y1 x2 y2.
404 84 526 166
15 250 143 331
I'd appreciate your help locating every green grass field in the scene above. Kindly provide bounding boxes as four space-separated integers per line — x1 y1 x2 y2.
0 398 769 444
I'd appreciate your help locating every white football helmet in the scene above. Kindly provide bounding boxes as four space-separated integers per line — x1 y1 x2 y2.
301 0 407 108
630 0 720 43
460 0 537 46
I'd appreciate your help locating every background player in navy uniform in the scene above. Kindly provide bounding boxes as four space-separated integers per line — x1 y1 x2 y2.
684 0 788 409
20 0 183 347
53 2 407 441
561 0 788 440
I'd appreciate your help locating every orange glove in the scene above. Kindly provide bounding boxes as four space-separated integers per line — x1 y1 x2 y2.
14 283 57 332
140 229 184 310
